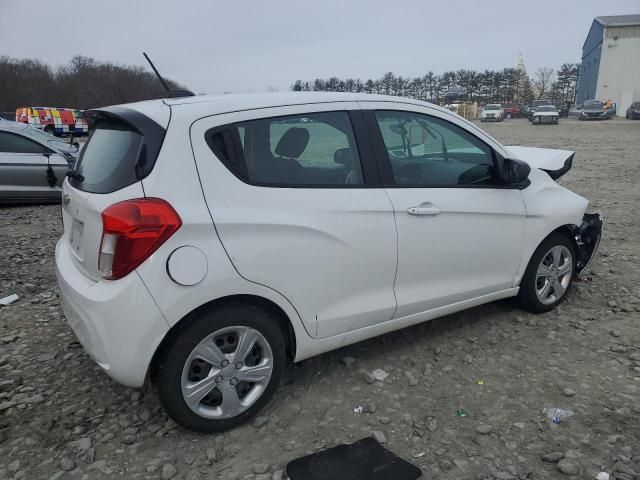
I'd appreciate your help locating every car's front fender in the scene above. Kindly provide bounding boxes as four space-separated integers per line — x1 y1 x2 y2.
514 168 590 284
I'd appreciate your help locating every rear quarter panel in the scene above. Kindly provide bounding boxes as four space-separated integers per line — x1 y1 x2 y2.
134 107 311 356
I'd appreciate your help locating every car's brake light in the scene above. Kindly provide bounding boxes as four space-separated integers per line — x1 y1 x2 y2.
98 198 181 280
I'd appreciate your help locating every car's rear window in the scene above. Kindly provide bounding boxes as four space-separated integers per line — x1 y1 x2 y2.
71 119 143 193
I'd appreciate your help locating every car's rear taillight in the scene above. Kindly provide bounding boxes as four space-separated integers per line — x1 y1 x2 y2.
98 198 181 280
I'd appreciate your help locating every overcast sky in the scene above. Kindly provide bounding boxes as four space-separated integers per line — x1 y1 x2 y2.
1 0 638 94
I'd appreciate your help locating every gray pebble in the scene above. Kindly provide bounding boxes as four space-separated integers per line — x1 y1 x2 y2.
341 357 355 367
541 452 565 463
475 424 493 434
252 463 269 474
185 469 200 480
253 416 269 428
206 447 217 464
563 387 576 397
557 459 580 475
161 463 177 480
60 457 75 471
371 431 387 444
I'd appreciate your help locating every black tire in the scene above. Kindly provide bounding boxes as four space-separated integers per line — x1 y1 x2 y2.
517 232 576 313
153 303 287 433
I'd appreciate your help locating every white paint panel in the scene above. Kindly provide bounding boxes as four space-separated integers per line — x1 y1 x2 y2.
596 26 640 115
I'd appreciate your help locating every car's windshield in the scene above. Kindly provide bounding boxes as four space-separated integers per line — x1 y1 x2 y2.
485 105 501 110
536 106 557 112
584 101 602 108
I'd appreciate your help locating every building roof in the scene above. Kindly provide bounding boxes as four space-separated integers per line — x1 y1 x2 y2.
595 14 640 27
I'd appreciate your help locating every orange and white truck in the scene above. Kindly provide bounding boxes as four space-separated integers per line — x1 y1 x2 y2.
15 107 88 136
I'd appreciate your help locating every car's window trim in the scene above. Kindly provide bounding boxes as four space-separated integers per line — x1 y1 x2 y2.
204 109 381 189
0 130 54 155
363 109 521 190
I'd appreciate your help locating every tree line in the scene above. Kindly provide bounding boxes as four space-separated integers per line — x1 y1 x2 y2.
291 63 580 105
0 55 184 114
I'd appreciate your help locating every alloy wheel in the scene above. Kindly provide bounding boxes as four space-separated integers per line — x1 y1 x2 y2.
180 326 273 419
535 245 573 305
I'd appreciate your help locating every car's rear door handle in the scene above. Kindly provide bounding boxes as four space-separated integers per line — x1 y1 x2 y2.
407 205 441 216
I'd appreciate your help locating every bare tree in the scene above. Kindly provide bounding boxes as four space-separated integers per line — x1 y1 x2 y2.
533 67 555 99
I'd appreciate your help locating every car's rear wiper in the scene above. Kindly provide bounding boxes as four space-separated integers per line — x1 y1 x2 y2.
66 168 85 182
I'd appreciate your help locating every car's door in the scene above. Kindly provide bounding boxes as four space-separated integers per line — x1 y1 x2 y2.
362 103 527 318
0 131 67 201
190 103 398 338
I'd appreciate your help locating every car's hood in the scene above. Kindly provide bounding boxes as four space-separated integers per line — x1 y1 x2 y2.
533 111 558 116
504 146 574 180
583 107 605 113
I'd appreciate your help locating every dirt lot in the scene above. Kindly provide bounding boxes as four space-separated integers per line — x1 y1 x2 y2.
1 118 639 480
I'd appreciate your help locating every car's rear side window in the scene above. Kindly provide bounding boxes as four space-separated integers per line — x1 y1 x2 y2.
71 119 143 193
206 111 364 187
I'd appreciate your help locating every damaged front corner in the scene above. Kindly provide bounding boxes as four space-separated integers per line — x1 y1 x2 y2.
574 212 604 276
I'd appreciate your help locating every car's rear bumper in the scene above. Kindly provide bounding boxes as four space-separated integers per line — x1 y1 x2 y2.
55 238 169 387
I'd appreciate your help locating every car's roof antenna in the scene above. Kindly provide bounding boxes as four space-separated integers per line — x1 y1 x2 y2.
143 52 195 99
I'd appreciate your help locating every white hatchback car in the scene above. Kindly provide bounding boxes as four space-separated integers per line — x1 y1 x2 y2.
55 93 602 432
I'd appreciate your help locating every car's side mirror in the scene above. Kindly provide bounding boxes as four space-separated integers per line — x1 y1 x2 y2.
500 157 531 187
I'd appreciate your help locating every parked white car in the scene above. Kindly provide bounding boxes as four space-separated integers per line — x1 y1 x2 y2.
55 92 602 432
480 104 504 122
532 105 560 125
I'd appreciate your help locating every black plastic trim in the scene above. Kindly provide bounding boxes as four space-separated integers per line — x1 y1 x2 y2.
542 153 574 180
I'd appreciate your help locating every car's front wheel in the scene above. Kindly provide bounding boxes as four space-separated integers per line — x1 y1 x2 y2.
518 232 575 313
153 303 286 432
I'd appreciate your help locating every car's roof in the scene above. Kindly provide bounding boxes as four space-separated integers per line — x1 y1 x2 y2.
0 121 30 133
110 92 452 118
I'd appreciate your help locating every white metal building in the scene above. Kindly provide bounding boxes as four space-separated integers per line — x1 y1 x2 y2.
576 14 640 116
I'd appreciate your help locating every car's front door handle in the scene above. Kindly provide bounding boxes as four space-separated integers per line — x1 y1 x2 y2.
407 205 441 216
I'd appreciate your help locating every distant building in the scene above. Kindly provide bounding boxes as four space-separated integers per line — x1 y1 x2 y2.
516 54 527 76
576 14 640 116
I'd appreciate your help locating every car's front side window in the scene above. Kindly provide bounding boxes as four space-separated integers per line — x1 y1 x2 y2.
0 132 50 154
374 111 497 187
207 111 364 187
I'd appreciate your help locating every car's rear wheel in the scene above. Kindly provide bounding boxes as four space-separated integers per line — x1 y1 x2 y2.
518 232 575 313
153 303 286 432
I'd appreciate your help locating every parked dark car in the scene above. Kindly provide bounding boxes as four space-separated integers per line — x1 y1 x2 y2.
579 100 609 120
626 102 640 120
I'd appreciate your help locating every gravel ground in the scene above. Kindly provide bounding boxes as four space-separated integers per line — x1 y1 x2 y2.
1 117 639 480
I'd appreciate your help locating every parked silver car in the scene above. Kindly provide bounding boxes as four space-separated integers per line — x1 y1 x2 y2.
0 121 78 203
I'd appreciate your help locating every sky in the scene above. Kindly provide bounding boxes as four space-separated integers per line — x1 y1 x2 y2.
1 0 638 94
